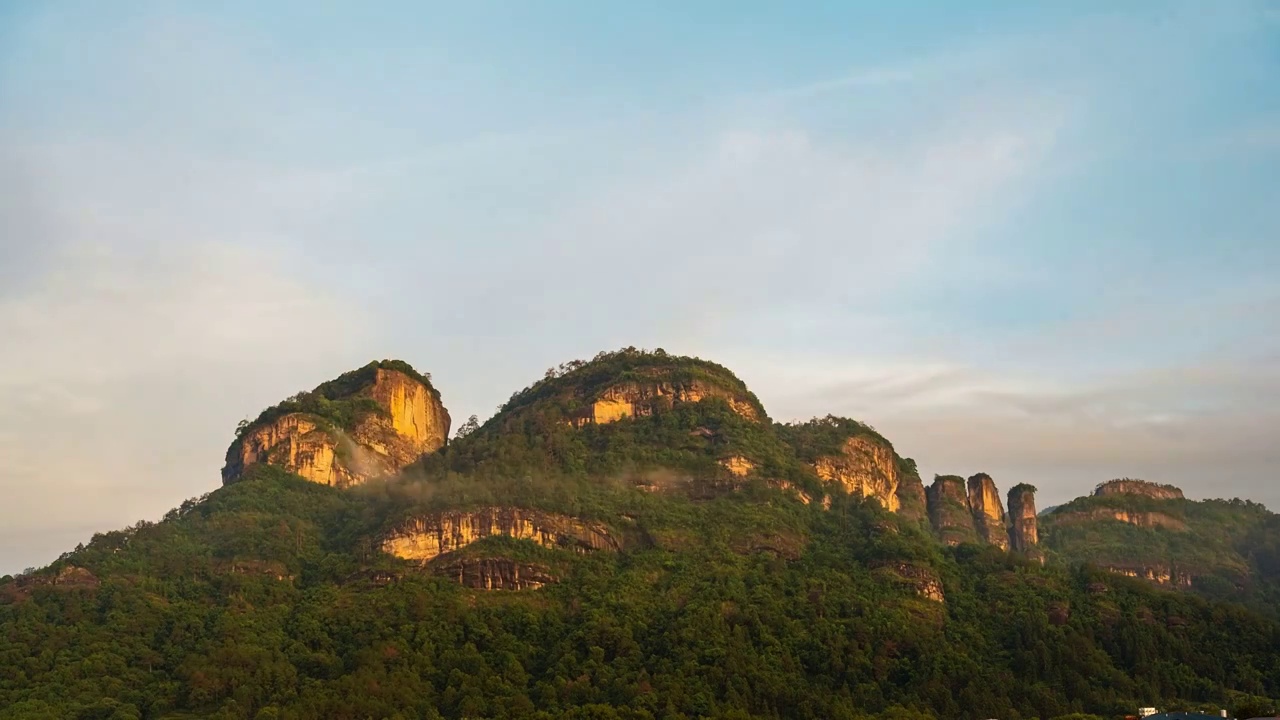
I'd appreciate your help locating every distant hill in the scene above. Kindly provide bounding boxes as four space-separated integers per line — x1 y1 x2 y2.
2 348 1276 720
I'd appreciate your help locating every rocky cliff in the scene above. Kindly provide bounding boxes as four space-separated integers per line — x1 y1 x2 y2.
812 434 901 512
431 557 559 590
223 361 449 487
894 461 929 525
967 473 1009 550
381 508 619 563
1104 563 1194 588
1052 507 1187 531
774 416 926 517
927 475 979 546
496 348 767 427
569 378 761 427
1007 484 1040 552
1093 479 1184 500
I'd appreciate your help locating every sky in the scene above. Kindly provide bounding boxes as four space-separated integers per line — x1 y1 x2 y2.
1 1 1278 574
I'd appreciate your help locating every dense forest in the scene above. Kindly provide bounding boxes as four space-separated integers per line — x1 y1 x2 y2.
2 350 1277 720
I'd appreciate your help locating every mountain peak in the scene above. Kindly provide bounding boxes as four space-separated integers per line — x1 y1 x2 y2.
222 360 450 487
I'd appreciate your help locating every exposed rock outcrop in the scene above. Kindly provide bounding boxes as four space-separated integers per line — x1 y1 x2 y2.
775 480 828 508
432 558 558 590
812 435 901 512
1053 507 1186 531
381 508 618 563
226 414 356 486
2 565 100 602
223 362 450 487
871 561 946 603
967 473 1009 550
570 379 761 427
1104 563 1194 588
895 467 929 525
351 368 451 469
1007 484 1040 552
719 455 756 477
927 475 979 546
1093 479 1184 500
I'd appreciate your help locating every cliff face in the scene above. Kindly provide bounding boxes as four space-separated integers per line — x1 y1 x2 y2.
967 474 1009 550
226 414 356 486
927 476 979 546
351 369 451 469
570 379 761 427
1054 507 1187 531
381 508 618 563
223 363 449 487
895 468 928 525
1007 484 1040 552
2 565 100 602
812 435 901 512
432 558 558 590
719 455 756 477
1104 563 1194 588
1094 479 1184 500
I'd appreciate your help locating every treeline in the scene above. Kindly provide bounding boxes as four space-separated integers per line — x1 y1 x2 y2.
2 470 1278 720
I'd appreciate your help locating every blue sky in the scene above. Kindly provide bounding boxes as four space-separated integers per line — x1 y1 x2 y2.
1 1 1278 574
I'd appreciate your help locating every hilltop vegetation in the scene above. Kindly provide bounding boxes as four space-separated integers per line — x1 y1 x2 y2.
1040 492 1280 612
2 349 1278 719
236 360 441 439
5 469 1279 720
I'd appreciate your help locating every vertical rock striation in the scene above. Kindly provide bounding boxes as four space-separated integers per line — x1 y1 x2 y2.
1007 483 1040 553
893 458 929 524
927 475 979 546
812 435 902 512
967 473 1009 550
223 361 450 487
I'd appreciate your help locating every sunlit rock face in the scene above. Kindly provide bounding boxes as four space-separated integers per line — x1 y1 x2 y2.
967 473 1009 550
1104 564 1194 588
812 435 902 512
1051 506 1187 531
226 414 355 486
380 508 619 563
569 379 761 427
223 364 450 487
719 455 756 477
1093 479 1184 501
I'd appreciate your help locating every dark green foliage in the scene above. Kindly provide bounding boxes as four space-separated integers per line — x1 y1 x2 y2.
428 395 822 502
1040 494 1280 612
4 466 1279 719
6 350 1280 719
236 360 439 439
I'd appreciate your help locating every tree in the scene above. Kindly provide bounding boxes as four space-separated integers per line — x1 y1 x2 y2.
455 415 480 440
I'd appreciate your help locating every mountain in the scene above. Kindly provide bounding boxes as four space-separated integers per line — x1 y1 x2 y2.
1039 479 1280 610
2 348 1278 720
